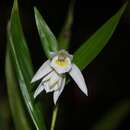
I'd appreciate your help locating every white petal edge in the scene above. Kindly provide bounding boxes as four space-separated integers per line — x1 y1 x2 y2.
31 60 52 83
34 82 45 98
69 64 88 96
53 77 66 104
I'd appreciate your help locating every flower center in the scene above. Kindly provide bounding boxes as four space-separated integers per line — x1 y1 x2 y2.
53 50 70 68
58 54 66 61
50 50 72 74
54 57 69 68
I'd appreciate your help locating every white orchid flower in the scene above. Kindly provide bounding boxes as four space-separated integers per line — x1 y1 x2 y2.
31 49 88 104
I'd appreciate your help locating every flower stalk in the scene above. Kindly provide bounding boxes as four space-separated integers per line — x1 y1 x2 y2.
50 105 59 130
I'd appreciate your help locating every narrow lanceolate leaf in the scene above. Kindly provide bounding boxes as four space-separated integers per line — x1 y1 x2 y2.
34 7 58 58
91 100 130 130
7 0 46 130
73 3 127 70
58 0 75 49
6 49 31 130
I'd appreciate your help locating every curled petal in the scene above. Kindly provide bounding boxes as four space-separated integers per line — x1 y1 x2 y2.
44 81 59 93
49 71 60 88
43 71 61 93
53 77 66 104
31 60 52 83
44 82 52 93
69 64 88 96
34 82 45 98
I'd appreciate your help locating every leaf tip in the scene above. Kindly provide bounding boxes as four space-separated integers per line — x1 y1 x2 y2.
13 0 18 12
120 2 128 15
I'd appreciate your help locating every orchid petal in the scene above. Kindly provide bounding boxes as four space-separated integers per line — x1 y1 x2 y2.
69 64 88 96
44 82 52 93
43 71 60 92
49 71 60 87
34 82 45 98
31 60 52 83
53 77 66 104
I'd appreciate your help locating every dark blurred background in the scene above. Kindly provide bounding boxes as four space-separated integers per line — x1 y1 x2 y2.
0 0 129 130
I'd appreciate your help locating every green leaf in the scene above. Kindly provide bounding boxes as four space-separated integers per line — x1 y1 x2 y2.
58 0 75 49
5 49 31 130
7 0 46 130
73 3 127 70
91 100 130 130
0 97 9 130
0 116 7 130
34 7 58 58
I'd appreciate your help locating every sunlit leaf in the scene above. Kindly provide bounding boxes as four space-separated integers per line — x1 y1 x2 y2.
6 49 31 130
73 3 127 70
58 0 75 49
34 7 58 58
7 0 46 130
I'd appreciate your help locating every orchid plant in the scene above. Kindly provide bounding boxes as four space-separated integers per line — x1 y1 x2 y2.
5 0 128 130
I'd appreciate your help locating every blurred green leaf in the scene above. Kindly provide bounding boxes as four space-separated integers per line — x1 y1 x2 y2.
73 3 127 70
0 101 9 130
5 49 31 130
58 0 75 49
7 0 46 130
91 100 130 130
0 116 7 130
34 7 58 58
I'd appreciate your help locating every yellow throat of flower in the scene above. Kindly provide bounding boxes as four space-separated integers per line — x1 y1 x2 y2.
50 50 72 73
52 50 69 68
54 57 69 68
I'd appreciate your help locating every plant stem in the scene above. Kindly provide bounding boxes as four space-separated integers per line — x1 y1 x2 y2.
50 105 59 130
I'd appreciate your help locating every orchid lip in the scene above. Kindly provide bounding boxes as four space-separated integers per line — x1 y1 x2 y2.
50 50 72 74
